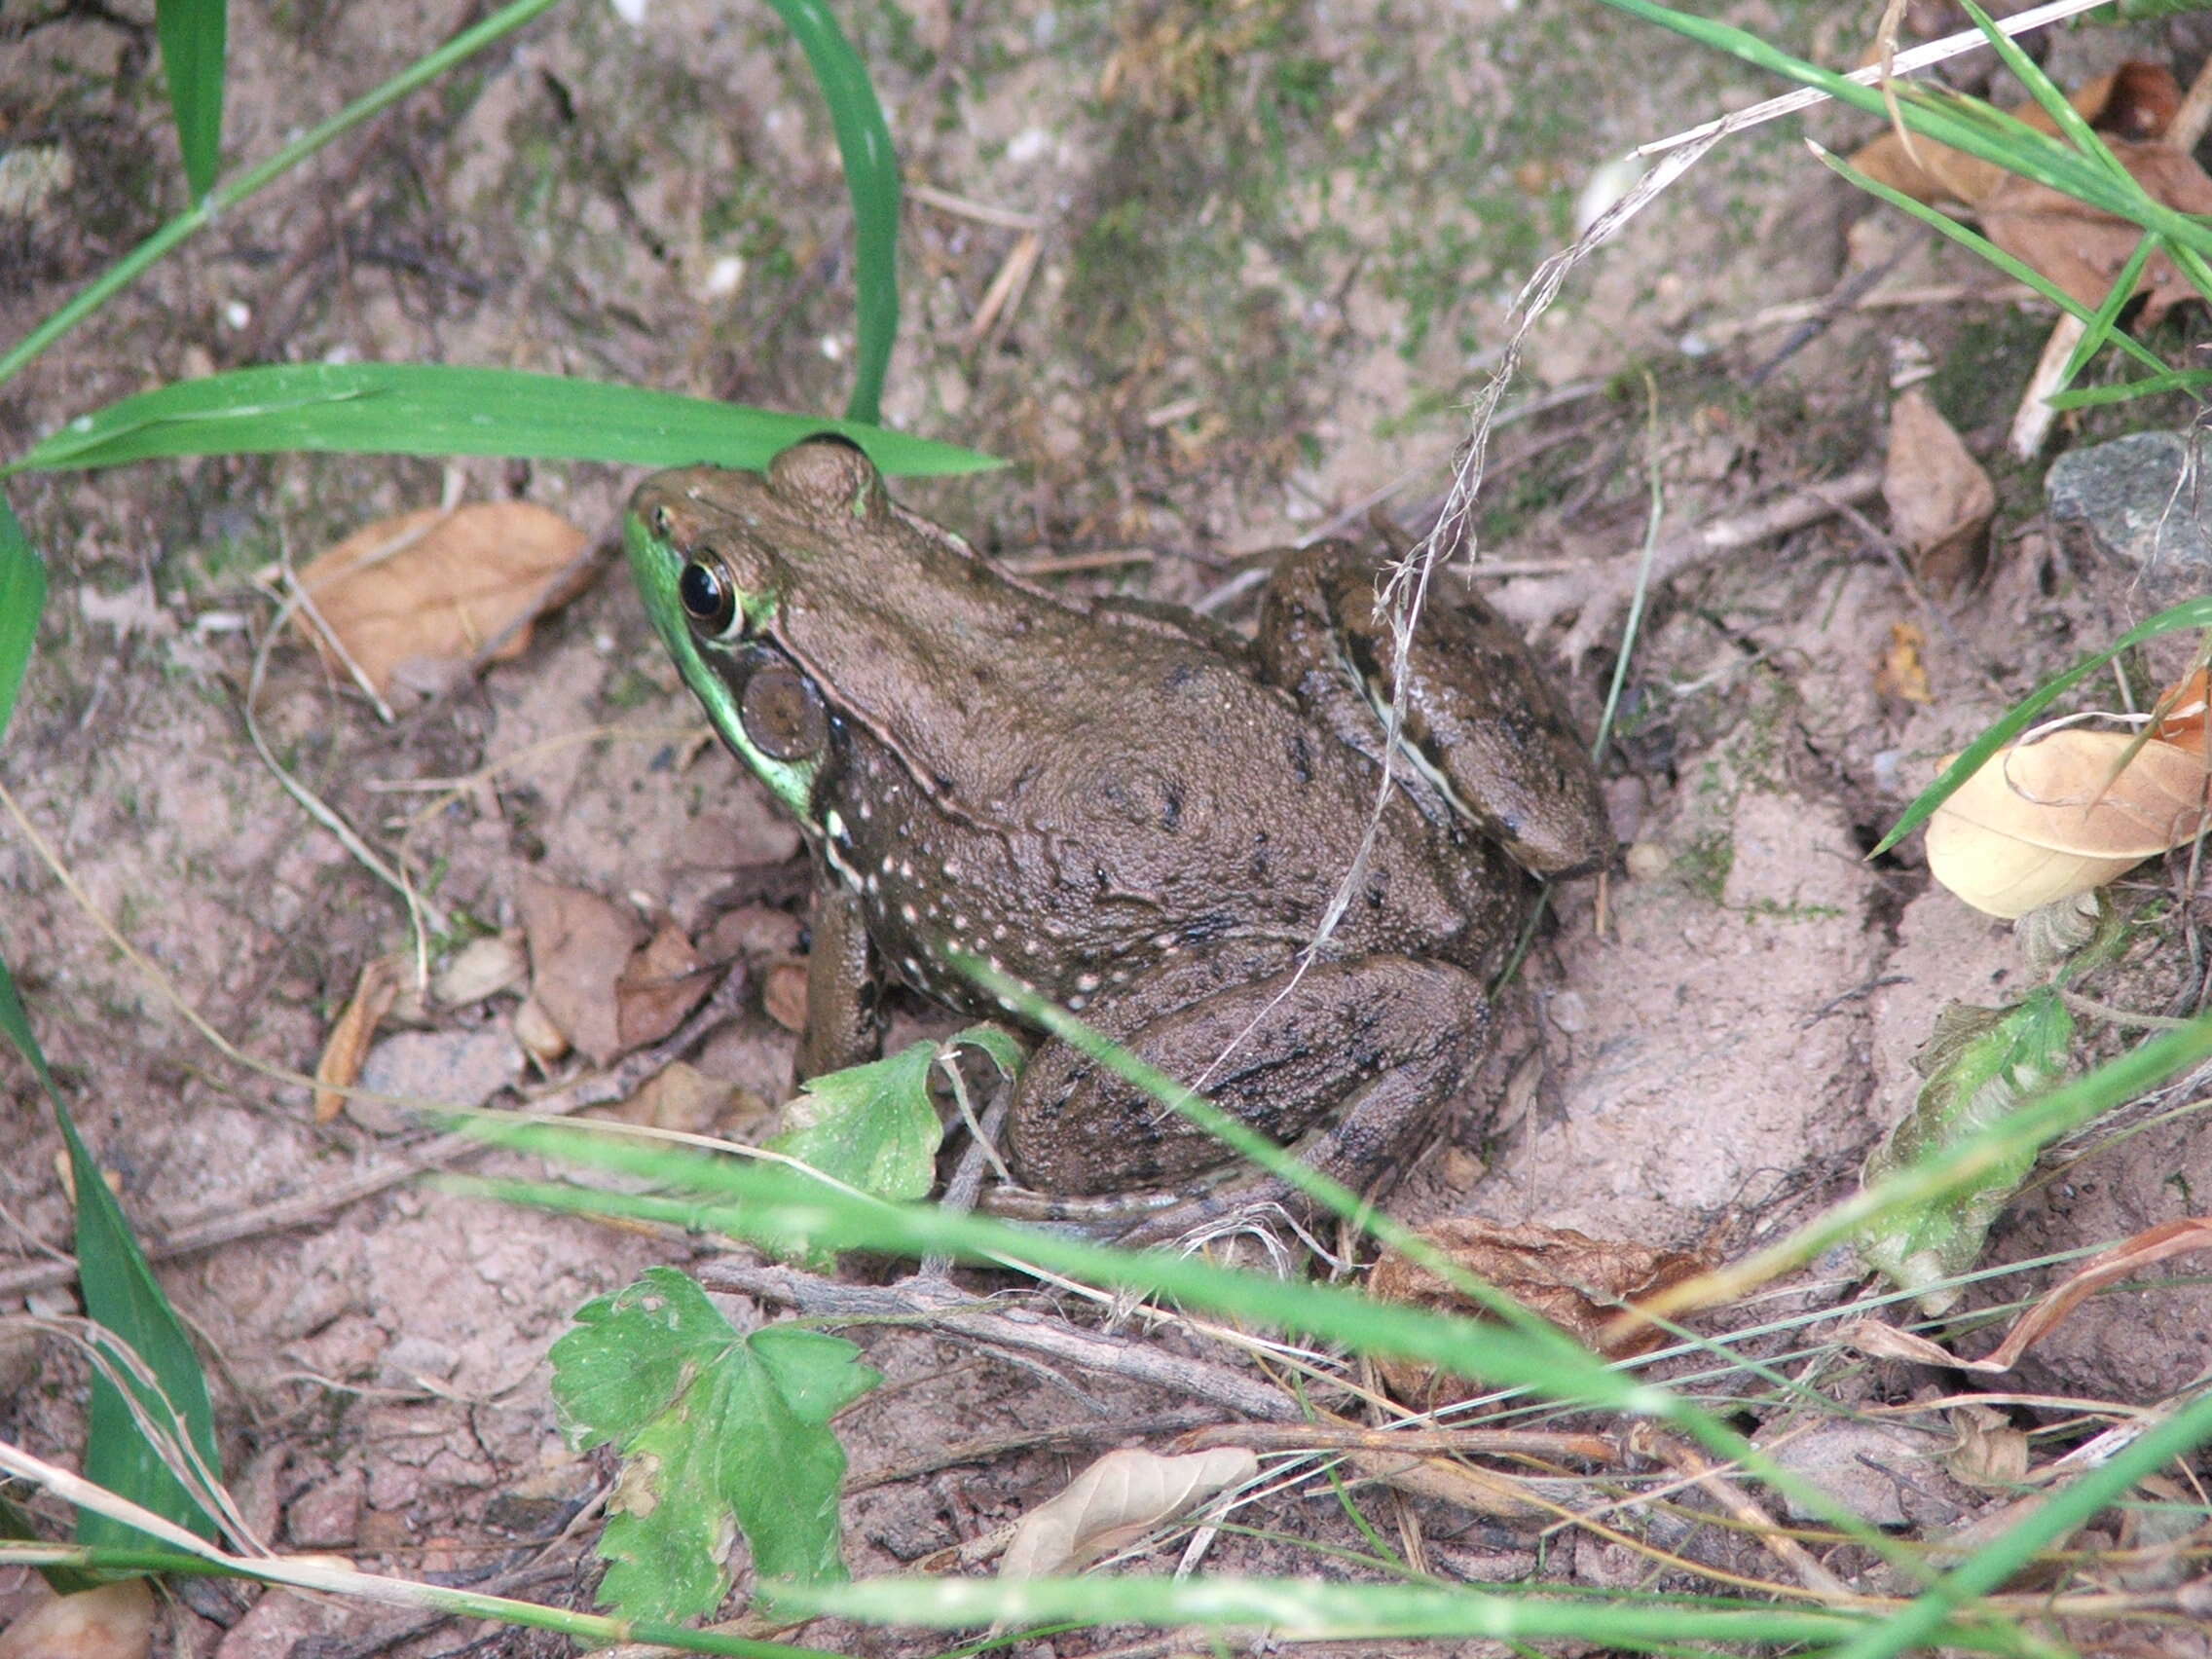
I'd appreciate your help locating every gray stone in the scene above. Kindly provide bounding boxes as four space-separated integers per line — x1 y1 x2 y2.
352 1025 524 1132
2046 430 2212 607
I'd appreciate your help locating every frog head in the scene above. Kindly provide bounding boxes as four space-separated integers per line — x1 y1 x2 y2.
624 437 889 819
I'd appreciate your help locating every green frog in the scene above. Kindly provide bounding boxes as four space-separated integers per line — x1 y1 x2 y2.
626 436 1608 1229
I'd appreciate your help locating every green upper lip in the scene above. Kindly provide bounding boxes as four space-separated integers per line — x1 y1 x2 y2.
625 506 821 820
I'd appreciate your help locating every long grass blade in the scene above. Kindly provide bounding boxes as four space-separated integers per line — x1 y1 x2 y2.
1599 0 2212 260
0 966 222 1549
765 0 902 426
0 498 45 745
156 0 228 200
6 364 998 477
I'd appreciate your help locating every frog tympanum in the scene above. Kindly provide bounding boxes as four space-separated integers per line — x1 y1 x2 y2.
627 436 1609 1231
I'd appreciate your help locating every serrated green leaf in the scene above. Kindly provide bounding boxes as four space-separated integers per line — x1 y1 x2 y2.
0 962 221 1551
156 0 227 200
1858 987 2075 1309
769 1027 1019 1203
6 364 1000 478
550 1267 880 1621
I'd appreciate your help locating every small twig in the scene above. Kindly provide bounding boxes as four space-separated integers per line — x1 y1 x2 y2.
1642 1431 1859 1603
694 1255 1306 1422
0 968 749 1301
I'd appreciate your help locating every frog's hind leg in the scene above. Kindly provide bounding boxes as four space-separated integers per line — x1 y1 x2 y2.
1256 539 1611 878
1005 954 1488 1237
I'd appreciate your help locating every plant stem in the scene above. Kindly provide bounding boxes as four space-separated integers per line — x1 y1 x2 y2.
0 0 568 389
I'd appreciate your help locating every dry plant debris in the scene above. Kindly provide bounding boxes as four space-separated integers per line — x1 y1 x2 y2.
1366 1218 1708 1411
289 500 596 702
1849 1215 2212 1375
998 1446 1258 1581
1881 388 1993 594
1923 726 2212 918
516 877 712 1067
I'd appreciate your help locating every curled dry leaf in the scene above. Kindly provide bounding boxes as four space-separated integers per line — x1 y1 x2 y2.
1367 1218 1708 1411
291 501 595 701
0 1579 155 1659
2153 666 2210 756
998 1446 1258 1580
1883 389 1992 593
1923 727 2212 919
1845 1215 2212 1376
313 954 404 1124
431 928 530 1007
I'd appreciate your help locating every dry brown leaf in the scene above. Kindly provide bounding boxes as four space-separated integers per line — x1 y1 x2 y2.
518 877 643 1068
431 929 529 1007
999 1446 1258 1580
1875 620 1935 704
1367 1218 1709 1411
1981 139 2212 325
2152 666 2211 757
614 918 713 1051
1883 390 1993 593
1846 1215 2212 1375
313 954 403 1124
1947 1402 2031 1489
762 958 811 1034
0 1579 154 1659
1848 62 2180 207
1924 727 2212 918
604 1061 766 1135
292 501 595 700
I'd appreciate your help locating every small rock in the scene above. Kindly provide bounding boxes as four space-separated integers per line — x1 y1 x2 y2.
351 1027 524 1133
285 1468 364 1548
1755 1419 1952 1527
2046 430 2212 607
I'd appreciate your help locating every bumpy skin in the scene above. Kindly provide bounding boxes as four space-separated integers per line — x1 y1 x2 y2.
627 437 1610 1211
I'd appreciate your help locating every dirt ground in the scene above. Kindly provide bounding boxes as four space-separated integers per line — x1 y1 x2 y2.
4 1 2212 1654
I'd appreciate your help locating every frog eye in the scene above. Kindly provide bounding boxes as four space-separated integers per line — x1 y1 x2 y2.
740 662 829 761
678 555 739 636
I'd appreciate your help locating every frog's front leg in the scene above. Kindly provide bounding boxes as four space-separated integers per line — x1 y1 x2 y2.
796 880 886 1081
1005 953 1488 1231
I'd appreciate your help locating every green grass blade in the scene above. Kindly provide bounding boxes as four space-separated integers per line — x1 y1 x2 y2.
2047 367 2212 408
764 0 903 426
6 365 998 478
0 497 46 745
0 0 564 390
1956 0 2133 192
2056 231 2162 394
1872 595 2212 855
156 0 228 200
1809 144 2172 380
1600 0 2212 260
795 1574 1999 1650
0 966 222 1550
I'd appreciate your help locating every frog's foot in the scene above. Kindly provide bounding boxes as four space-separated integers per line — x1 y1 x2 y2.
1004 954 1488 1236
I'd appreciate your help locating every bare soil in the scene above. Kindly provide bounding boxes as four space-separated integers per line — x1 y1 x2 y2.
4 2 2211 1655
